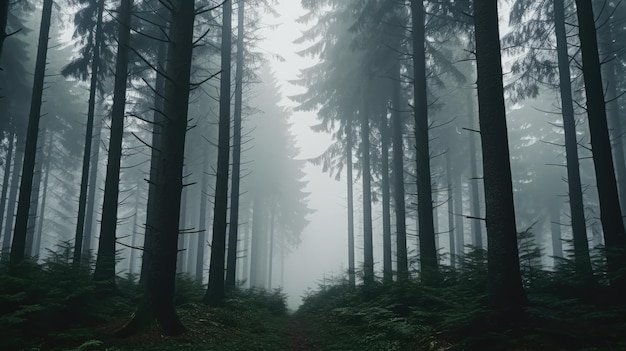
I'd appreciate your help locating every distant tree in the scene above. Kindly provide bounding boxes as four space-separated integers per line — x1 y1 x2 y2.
473 0 527 312
10 0 53 264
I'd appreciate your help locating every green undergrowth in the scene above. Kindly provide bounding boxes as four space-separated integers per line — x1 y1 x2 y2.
296 245 626 351
0 244 291 351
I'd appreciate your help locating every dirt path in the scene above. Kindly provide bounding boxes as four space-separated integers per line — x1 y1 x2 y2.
286 316 320 350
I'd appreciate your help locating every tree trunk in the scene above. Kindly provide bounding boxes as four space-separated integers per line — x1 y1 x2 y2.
411 0 437 279
140 21 169 284
361 94 374 284
10 0 53 264
226 0 245 290
0 0 9 66
575 0 626 293
74 0 105 267
594 0 626 226
474 0 528 311
455 171 465 258
467 90 483 249
346 114 356 287
391 66 408 280
33 133 51 259
0 132 14 238
554 0 592 278
267 205 275 289
118 0 194 337
93 0 133 285
2 137 22 260
206 0 232 306
25 130 46 257
381 113 392 282
83 107 104 259
128 184 140 275
196 152 209 283
249 197 262 287
446 152 456 267
241 205 250 286
177 185 187 274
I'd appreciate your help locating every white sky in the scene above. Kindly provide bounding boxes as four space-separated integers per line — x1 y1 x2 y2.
261 0 348 309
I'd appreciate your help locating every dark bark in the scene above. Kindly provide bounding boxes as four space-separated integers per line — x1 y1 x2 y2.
83 109 104 258
2 138 22 260
177 186 187 274
0 132 14 238
205 0 232 305
196 152 209 283
391 67 408 280
467 92 483 249
381 113 392 282
11 0 53 264
595 0 626 226
346 115 356 287
554 0 592 277
32 133 51 258
140 25 168 284
74 0 105 267
0 0 9 65
446 152 455 267
25 131 45 256
128 186 140 275
411 0 438 279
119 0 194 337
474 0 528 311
226 0 245 290
94 0 133 284
575 0 626 293
361 95 374 284
267 205 275 288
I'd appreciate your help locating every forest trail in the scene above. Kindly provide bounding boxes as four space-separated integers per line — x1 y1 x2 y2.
286 316 320 350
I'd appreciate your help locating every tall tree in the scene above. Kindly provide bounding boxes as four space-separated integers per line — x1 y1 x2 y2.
226 0 245 290
575 0 626 293
361 85 374 283
93 0 133 285
206 0 233 305
473 0 527 311
553 0 592 277
120 0 194 337
380 112 392 282
10 0 53 264
70 0 105 266
411 0 438 278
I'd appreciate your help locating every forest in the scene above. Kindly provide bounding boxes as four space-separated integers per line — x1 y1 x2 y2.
0 0 625 350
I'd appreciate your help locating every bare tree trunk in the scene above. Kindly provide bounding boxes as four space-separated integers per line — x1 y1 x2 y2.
411 0 437 279
249 197 262 287
93 0 133 285
549 196 563 260
226 0 245 290
455 171 465 258
575 0 626 293
129 184 140 275
196 152 209 283
33 133 51 259
25 131 46 256
381 113 392 282
346 115 356 287
177 184 187 274
11 0 53 264
206 0 232 305
446 152 455 267
361 94 374 283
0 0 9 66
2 137 22 260
474 0 527 311
554 0 592 278
467 90 483 249
83 108 104 259
391 67 408 280
0 132 14 238
267 205 275 289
